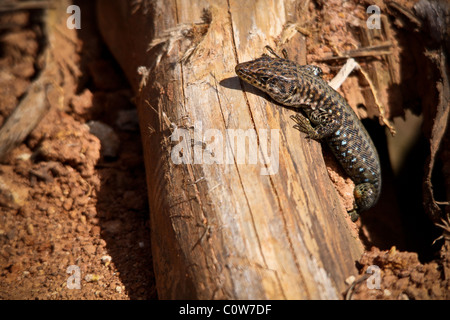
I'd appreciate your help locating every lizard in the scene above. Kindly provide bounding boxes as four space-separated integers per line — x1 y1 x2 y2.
235 46 381 221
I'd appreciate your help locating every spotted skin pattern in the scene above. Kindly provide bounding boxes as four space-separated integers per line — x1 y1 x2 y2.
235 50 381 221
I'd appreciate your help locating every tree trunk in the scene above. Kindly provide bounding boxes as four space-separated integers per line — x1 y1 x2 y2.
98 0 363 299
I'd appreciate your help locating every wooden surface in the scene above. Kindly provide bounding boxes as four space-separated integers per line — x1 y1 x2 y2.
98 0 364 299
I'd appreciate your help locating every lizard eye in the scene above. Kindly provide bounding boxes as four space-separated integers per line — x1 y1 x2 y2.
260 76 270 84
313 67 323 77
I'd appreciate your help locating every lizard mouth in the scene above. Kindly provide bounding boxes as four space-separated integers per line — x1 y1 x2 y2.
235 63 253 80
235 62 268 90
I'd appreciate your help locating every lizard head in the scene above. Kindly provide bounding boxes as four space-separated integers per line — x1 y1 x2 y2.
235 56 301 106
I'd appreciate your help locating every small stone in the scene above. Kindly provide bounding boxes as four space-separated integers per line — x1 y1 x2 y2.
84 207 97 219
0 176 29 209
63 198 74 211
87 121 120 158
26 223 34 235
399 293 409 300
410 270 424 284
91 225 101 235
71 89 93 116
101 255 112 267
69 210 78 219
83 245 96 255
94 290 103 298
76 224 86 233
46 206 56 215
84 274 100 282
16 153 31 161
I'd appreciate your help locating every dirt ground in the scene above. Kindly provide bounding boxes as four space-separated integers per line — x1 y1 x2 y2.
0 0 449 300
0 8 156 299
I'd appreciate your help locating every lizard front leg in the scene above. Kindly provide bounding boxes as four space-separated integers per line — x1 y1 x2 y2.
290 108 341 140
